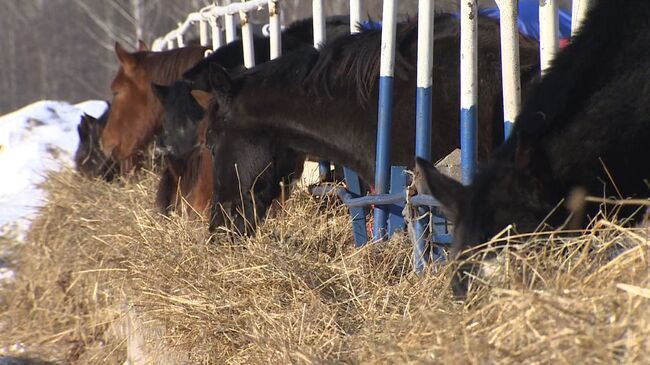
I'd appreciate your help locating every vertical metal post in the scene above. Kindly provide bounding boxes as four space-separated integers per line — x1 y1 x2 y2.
413 0 435 271
344 0 369 247
176 23 185 47
571 0 592 37
312 0 326 48
240 10 255 68
344 168 368 247
388 166 406 235
499 0 521 139
373 0 397 241
225 13 238 43
199 19 209 47
460 0 478 185
312 0 331 180
210 16 225 50
350 0 364 33
539 0 559 73
268 0 282 59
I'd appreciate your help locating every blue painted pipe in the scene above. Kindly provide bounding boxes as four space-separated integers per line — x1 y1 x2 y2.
415 87 433 159
343 167 368 247
461 106 478 185
414 86 433 272
373 76 395 241
504 120 514 139
388 166 406 235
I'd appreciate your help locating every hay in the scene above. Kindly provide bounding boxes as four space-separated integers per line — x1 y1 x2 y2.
1 169 650 364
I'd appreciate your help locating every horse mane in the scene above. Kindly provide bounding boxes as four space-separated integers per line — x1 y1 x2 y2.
137 46 208 85
234 44 321 89
304 14 463 104
232 13 504 106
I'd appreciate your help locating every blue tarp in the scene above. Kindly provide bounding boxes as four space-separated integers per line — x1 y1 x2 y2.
479 0 573 40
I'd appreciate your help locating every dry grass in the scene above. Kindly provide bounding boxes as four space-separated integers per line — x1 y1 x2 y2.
1 169 650 364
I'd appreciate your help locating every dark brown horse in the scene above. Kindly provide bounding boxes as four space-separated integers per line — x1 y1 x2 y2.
201 14 540 187
100 41 207 173
75 104 118 181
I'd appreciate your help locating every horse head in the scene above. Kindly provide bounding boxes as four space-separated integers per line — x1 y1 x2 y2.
153 81 205 159
101 42 163 171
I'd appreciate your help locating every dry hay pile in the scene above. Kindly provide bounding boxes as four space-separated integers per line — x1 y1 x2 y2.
1 169 650 364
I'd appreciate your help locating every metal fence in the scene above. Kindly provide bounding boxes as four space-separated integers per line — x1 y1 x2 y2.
152 0 593 271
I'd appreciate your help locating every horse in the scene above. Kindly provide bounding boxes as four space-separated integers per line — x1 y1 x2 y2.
151 81 213 217
156 17 348 233
75 104 118 181
415 0 650 298
153 82 304 231
100 41 208 173
199 13 540 231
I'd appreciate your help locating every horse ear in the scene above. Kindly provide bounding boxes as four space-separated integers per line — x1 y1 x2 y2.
191 90 212 111
115 42 136 68
78 115 90 138
414 157 466 223
137 39 149 51
151 83 169 102
208 63 233 96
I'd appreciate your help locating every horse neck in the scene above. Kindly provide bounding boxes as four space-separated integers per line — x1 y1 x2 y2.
233 83 377 182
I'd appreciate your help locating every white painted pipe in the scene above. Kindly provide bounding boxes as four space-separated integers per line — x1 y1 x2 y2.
210 16 225 50
460 0 477 106
225 13 238 43
417 0 434 89
498 0 521 136
176 23 185 47
571 0 592 37
379 0 397 77
268 0 282 59
199 19 209 47
539 0 559 73
312 0 326 49
240 10 256 68
350 0 364 34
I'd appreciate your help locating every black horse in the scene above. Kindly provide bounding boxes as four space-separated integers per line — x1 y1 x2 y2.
75 104 118 181
201 14 539 194
416 0 650 298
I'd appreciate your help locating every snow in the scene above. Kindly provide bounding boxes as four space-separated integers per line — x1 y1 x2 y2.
0 100 108 236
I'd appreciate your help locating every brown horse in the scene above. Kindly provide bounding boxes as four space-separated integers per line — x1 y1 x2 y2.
101 41 207 173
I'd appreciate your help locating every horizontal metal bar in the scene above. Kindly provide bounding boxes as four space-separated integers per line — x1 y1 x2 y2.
310 186 445 212
432 234 453 244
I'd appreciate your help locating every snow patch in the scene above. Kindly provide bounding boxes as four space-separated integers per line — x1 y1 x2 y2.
0 100 108 234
